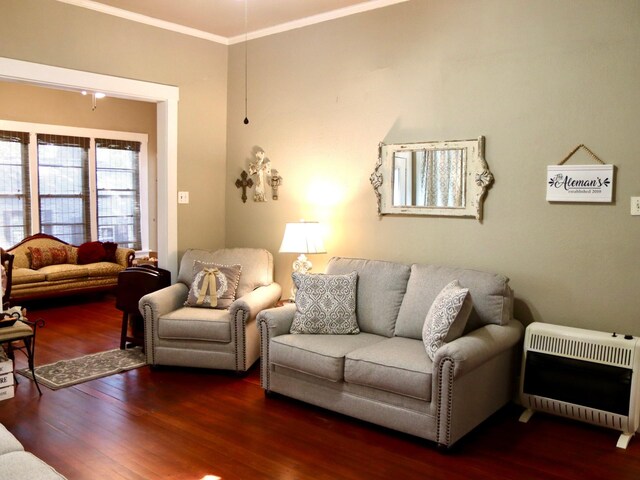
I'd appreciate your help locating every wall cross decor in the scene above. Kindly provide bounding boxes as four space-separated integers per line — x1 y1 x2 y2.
235 170 253 203
270 169 282 200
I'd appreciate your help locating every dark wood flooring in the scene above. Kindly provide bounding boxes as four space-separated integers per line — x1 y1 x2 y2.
1 294 639 479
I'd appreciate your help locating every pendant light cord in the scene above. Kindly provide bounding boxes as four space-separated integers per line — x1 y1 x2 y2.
243 0 249 125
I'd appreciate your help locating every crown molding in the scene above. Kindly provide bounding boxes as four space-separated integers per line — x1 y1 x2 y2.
56 0 410 45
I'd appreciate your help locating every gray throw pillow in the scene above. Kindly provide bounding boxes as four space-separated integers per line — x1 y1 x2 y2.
185 261 242 309
290 271 359 334
422 280 472 360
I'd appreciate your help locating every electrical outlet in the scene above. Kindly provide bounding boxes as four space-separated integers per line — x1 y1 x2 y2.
178 191 189 204
631 197 640 216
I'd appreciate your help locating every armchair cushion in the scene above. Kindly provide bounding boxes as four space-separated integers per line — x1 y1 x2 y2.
185 261 241 309
290 272 359 334
178 248 273 298
158 307 232 343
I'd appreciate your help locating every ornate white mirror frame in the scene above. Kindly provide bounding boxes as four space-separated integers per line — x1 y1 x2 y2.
370 136 493 221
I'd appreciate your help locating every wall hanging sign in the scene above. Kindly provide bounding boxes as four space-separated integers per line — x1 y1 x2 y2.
546 144 614 203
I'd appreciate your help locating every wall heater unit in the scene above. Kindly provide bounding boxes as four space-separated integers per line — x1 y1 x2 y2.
519 322 640 449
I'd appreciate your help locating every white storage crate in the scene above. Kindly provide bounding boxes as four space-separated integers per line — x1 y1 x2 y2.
0 359 14 400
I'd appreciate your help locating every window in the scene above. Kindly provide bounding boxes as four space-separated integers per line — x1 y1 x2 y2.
96 139 141 250
0 130 31 247
37 134 90 245
0 122 148 250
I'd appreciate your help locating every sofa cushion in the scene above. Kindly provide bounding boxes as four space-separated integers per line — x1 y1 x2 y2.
158 307 232 343
345 337 432 401
85 262 124 278
270 332 385 382
0 451 67 480
27 246 68 269
0 424 23 455
290 272 359 334
422 280 472 360
11 268 46 285
39 264 89 282
395 264 514 339
325 257 410 337
185 261 242 309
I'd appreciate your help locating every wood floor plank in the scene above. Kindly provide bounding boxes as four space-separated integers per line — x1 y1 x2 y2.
1 293 639 479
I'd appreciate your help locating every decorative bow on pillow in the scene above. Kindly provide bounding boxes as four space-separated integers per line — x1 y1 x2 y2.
196 267 220 307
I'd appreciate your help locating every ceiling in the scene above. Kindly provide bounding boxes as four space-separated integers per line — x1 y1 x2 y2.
59 0 408 44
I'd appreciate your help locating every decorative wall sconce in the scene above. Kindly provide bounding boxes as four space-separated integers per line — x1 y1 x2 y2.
249 150 270 202
235 170 253 203
271 169 282 200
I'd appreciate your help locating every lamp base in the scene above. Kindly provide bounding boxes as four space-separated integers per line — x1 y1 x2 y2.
289 254 313 301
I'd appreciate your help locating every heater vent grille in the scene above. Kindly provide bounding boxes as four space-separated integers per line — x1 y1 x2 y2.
529 332 634 368
520 323 640 448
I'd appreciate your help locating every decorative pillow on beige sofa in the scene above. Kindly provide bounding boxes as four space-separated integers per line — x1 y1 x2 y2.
185 260 242 309
290 271 359 334
27 246 68 269
422 280 472 360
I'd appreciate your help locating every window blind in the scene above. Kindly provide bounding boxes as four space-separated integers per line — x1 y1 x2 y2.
0 130 31 248
95 139 142 249
36 134 91 245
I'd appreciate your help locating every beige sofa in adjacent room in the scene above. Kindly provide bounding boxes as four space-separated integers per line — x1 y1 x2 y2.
7 233 134 303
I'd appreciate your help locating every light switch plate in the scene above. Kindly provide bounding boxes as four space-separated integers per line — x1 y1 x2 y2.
631 197 640 216
178 191 189 204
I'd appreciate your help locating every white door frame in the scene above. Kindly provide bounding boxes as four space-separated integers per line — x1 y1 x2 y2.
0 57 179 279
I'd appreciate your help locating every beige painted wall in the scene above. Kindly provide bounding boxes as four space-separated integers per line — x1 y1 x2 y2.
226 0 640 334
0 0 229 258
0 82 158 250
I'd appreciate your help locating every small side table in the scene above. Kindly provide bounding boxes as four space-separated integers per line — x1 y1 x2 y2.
0 317 44 395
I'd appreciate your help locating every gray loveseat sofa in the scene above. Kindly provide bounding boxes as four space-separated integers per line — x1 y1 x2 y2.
0 423 66 479
258 257 524 448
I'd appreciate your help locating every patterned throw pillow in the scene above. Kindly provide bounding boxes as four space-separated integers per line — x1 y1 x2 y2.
185 261 242 309
422 280 473 361
290 272 359 334
28 246 69 269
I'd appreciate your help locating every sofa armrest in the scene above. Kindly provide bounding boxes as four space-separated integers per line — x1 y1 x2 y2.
229 283 282 324
139 283 188 364
228 282 281 371
433 320 524 379
139 283 188 319
257 303 296 390
115 247 135 268
433 320 524 447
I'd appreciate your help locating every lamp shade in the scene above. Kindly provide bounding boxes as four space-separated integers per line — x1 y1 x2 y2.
279 222 326 254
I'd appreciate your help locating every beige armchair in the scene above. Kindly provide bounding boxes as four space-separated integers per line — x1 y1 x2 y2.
139 248 281 372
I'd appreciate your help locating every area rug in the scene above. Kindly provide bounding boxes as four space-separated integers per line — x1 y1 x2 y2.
17 347 146 390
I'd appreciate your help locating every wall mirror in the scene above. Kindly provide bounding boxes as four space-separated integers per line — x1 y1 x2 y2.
370 136 493 221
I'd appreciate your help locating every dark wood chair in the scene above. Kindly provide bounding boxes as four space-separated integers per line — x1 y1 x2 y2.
1 248 14 310
116 266 170 350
